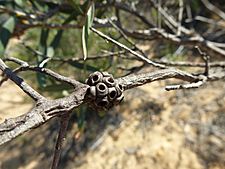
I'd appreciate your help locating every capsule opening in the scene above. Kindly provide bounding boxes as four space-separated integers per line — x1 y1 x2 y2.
118 84 123 90
93 75 99 82
108 77 114 83
99 84 106 91
109 90 117 99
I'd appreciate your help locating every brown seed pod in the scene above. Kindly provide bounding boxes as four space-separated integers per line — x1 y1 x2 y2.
87 71 103 86
86 71 125 110
108 87 117 101
102 76 115 87
96 82 109 96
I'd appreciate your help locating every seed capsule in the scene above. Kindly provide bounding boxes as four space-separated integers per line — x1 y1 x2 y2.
96 82 108 96
89 86 96 99
108 87 117 101
103 76 115 87
115 83 123 96
87 71 103 86
96 96 109 108
114 93 124 105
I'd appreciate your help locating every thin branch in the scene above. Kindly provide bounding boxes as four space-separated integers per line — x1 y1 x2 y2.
20 66 82 87
0 59 44 101
90 27 166 69
96 1 155 28
149 0 192 35
177 0 184 36
195 46 210 76
0 65 24 86
154 60 225 68
191 16 225 30
1 57 81 87
201 0 225 21
108 19 147 57
157 0 162 29
51 114 70 169
3 57 29 67
94 18 225 57
17 23 82 30
117 68 201 90
121 28 225 57
165 78 206 90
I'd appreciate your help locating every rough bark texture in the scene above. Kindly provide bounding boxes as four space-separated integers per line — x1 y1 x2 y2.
0 66 224 145
0 85 88 145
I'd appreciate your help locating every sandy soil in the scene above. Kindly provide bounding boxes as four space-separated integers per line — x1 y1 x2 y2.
0 81 33 123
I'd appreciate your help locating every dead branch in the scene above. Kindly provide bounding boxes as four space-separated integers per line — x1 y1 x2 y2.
0 67 224 146
0 84 88 145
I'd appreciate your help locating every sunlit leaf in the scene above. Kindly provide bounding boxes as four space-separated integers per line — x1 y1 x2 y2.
82 3 95 60
82 25 88 60
46 46 54 58
15 0 23 7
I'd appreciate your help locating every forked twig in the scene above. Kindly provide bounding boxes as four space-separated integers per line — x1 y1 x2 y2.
90 27 166 69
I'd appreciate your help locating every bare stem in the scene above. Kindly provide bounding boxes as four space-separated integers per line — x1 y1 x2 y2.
51 114 70 169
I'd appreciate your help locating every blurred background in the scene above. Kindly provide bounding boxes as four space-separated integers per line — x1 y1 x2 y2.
0 0 225 169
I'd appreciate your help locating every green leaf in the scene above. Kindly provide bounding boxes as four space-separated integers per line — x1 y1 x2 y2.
67 0 85 15
87 3 95 34
37 72 47 88
38 29 49 57
81 3 95 60
50 30 63 49
36 29 49 88
0 17 16 56
47 30 63 57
